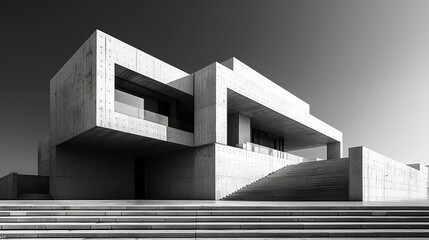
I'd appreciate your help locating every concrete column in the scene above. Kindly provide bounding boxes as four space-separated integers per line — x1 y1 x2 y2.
348 146 363 201
327 141 342 159
227 113 251 147
194 63 227 146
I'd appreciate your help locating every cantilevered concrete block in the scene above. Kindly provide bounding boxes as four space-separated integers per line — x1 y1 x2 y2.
50 31 97 146
50 30 193 148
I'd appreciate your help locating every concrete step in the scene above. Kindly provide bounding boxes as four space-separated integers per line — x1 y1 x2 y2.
3 209 429 216
1 229 429 238
223 158 350 201
2 222 429 230
2 205 429 210
1 215 429 222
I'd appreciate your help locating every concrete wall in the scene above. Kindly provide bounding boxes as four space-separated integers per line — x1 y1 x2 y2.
349 146 428 201
37 136 50 176
146 145 215 200
50 32 97 146
49 145 134 200
194 63 226 146
215 144 300 199
0 173 17 199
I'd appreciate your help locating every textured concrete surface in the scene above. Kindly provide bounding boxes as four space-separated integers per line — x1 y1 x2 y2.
349 147 428 201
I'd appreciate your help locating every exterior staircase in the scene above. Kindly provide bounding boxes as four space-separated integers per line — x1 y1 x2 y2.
223 158 349 201
1 202 429 238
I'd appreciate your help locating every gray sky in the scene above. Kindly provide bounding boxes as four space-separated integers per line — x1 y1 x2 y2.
1 0 428 177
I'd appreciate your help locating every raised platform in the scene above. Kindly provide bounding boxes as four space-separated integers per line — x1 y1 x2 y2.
1 200 429 238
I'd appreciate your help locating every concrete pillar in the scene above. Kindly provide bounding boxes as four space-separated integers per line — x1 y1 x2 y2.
327 141 342 159
348 146 363 201
227 113 251 147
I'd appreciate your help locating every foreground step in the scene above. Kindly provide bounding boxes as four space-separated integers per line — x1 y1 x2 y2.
2 222 429 230
2 215 429 223
3 209 429 216
1 229 429 238
2 205 429 211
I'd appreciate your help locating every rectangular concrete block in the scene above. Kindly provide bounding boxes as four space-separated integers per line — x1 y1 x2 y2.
349 146 428 201
349 146 363 201
50 31 97 145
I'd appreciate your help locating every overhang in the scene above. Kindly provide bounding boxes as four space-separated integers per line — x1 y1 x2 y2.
227 89 338 151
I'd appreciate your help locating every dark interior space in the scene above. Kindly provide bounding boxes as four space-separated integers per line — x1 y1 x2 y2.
134 157 146 199
251 128 285 151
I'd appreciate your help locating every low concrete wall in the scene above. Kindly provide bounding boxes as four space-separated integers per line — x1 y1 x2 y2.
0 173 50 199
0 173 17 199
349 146 428 201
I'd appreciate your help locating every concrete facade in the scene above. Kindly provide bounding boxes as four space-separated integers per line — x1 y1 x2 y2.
0 29 420 201
37 30 339 200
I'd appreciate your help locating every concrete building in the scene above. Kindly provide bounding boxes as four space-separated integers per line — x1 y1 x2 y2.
1 30 427 201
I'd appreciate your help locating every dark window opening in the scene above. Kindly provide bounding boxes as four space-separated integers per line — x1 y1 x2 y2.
252 128 284 151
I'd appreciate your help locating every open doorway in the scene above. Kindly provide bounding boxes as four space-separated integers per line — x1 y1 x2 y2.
134 158 146 199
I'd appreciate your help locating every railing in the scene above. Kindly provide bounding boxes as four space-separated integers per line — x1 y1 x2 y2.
114 90 169 126
237 142 304 162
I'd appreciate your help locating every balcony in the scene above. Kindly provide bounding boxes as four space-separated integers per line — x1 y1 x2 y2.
114 89 169 126
237 142 304 162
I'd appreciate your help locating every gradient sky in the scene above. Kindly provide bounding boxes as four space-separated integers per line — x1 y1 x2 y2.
1 0 428 177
